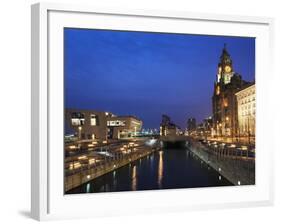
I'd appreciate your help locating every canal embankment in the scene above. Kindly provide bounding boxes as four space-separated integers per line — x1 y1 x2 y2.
189 141 255 186
65 147 159 192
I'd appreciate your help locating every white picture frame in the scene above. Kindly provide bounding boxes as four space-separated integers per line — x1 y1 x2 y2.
31 2 274 221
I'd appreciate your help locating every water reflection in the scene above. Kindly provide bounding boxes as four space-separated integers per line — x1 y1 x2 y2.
131 165 137 191
113 171 117 188
186 150 190 158
67 148 233 194
86 183 90 193
158 151 163 188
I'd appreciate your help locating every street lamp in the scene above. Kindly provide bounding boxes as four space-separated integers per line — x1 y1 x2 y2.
219 123 222 141
78 126 82 141
247 116 250 145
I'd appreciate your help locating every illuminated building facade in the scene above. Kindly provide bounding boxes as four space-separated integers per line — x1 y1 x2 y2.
107 116 142 139
160 115 179 136
235 84 256 137
187 118 196 135
65 109 142 141
203 116 213 137
212 45 250 138
65 109 108 141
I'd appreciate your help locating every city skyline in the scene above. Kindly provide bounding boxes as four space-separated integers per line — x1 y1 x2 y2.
64 28 255 129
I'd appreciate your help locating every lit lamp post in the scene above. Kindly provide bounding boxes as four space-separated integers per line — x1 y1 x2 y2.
236 126 240 143
78 126 82 141
225 116 231 143
219 123 222 141
247 116 252 145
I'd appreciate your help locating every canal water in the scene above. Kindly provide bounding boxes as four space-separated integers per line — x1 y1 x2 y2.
67 148 232 194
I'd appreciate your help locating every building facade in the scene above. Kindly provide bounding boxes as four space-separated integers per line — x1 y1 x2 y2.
235 84 256 137
107 116 143 139
187 118 196 134
160 115 180 136
212 45 251 138
65 109 142 141
203 116 213 137
65 109 108 141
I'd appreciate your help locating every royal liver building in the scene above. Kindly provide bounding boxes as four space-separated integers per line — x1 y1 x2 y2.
212 45 252 139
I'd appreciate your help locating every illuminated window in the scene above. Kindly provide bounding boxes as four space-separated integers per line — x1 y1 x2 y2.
71 112 85 126
90 114 98 126
217 74 221 82
224 99 228 107
216 86 220 95
107 120 126 127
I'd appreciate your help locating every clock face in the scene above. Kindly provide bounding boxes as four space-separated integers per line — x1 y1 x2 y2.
225 65 231 73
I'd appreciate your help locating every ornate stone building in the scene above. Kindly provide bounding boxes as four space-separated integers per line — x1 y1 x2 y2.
235 84 256 137
212 45 250 138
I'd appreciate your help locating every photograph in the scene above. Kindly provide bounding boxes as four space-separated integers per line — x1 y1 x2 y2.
63 28 255 194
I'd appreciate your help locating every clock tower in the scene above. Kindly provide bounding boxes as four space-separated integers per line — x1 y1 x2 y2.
216 44 234 85
212 44 250 139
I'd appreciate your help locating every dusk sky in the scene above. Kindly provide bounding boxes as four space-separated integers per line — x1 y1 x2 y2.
64 28 255 129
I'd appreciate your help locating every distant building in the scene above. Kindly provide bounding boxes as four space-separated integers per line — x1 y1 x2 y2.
235 84 256 137
187 118 196 131
195 123 205 139
212 45 251 138
203 116 213 137
160 115 179 136
65 109 142 141
107 115 142 139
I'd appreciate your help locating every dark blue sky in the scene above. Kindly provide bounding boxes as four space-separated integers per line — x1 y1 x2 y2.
64 28 255 129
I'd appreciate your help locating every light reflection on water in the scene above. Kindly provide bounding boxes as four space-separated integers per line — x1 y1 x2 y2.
86 183 90 193
113 171 117 188
131 165 137 191
67 148 233 194
158 151 163 188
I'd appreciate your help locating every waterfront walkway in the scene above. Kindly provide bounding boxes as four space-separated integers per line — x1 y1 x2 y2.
65 135 255 192
65 138 159 192
188 139 255 185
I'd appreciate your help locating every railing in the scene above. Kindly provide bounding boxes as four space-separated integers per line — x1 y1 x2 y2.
189 140 255 185
65 142 160 192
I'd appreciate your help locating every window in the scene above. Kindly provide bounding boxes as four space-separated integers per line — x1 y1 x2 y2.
91 114 99 126
71 118 80 126
71 112 85 126
107 120 126 127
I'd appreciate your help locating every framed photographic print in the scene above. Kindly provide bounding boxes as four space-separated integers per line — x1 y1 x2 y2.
31 2 274 221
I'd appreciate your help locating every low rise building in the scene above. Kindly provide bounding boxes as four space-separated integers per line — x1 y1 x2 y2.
160 115 180 136
107 116 142 139
65 109 143 141
65 109 108 141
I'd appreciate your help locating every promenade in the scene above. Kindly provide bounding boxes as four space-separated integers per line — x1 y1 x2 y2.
188 139 255 185
65 138 159 192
